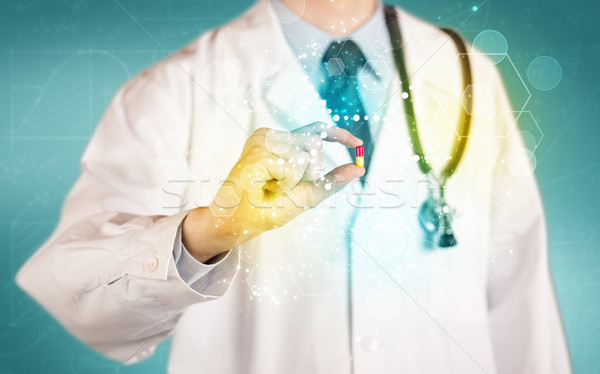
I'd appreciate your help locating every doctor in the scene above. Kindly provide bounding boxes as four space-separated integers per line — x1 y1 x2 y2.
17 0 571 373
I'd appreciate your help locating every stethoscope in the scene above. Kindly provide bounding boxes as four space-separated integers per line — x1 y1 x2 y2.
343 9 474 366
384 7 473 248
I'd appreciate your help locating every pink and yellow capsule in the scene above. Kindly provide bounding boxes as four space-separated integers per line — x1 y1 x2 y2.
355 145 364 168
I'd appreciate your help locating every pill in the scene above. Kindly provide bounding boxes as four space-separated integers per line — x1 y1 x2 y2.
355 145 364 168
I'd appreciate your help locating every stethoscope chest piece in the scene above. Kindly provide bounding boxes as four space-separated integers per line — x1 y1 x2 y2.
418 189 458 248
438 206 457 248
418 196 440 234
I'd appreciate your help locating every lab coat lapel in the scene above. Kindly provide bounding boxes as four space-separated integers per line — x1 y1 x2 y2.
394 9 464 173
362 75 413 190
264 65 353 169
263 64 331 130
252 3 352 170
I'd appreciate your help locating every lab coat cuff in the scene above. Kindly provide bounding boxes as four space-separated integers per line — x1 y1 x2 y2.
178 246 240 298
111 247 240 320
125 210 191 281
173 225 235 287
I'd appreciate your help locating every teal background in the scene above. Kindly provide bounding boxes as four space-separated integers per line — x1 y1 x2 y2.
1 0 599 372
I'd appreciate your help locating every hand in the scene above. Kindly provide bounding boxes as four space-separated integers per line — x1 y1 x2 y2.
182 122 364 263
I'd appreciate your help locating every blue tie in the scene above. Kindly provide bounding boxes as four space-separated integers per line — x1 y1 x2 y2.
320 40 373 179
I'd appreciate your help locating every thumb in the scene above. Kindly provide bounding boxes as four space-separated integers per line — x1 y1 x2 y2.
289 163 365 209
323 163 365 190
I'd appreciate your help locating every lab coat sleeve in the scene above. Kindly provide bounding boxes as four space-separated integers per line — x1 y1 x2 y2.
486 72 571 373
15 54 241 364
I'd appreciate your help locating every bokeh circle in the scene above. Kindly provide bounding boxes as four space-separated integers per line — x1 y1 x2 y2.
527 56 562 91
472 30 508 64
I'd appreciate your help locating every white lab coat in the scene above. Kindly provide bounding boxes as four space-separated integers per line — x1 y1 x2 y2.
16 1 571 373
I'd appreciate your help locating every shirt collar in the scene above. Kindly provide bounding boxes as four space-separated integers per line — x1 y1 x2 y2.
270 0 392 74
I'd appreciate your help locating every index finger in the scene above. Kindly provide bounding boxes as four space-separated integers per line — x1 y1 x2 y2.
292 121 363 148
